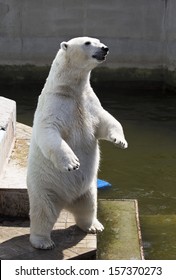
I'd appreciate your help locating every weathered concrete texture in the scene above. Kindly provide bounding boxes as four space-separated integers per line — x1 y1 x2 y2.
0 65 165 88
165 0 176 71
0 65 49 86
0 97 16 175
97 199 144 260
0 122 31 217
0 0 176 71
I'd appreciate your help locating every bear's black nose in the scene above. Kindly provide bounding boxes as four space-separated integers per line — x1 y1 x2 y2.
101 46 109 52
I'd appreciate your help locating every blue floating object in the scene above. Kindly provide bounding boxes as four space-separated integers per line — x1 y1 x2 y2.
97 179 112 189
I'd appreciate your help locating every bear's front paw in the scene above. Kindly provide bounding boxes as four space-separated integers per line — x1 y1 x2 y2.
66 156 80 172
61 150 80 172
50 150 80 172
113 137 128 149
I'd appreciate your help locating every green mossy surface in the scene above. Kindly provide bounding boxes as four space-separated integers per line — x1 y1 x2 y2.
97 200 143 260
0 65 175 92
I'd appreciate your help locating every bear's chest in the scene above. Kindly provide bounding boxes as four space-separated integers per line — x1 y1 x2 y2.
59 99 98 145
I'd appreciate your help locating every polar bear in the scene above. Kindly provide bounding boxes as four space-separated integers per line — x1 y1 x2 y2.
27 37 128 249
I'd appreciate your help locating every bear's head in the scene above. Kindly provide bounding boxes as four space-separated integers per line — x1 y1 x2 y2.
60 37 109 70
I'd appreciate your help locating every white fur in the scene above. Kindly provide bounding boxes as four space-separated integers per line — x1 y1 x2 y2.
27 37 128 249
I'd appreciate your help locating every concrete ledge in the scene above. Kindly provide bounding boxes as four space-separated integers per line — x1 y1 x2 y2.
0 122 31 217
0 97 16 176
98 199 144 260
0 189 29 217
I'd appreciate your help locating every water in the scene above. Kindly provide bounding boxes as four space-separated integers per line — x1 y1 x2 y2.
1 83 176 259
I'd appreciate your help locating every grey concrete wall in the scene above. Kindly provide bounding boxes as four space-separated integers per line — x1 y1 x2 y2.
164 0 176 71
0 0 176 70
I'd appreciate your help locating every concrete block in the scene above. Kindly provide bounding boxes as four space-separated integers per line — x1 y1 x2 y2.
0 189 29 217
0 122 31 217
0 97 16 176
98 199 144 260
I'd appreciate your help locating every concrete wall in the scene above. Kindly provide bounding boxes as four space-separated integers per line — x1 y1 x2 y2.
0 0 176 70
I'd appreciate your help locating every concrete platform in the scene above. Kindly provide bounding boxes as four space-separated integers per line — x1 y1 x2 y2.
98 199 144 260
0 212 96 260
0 199 143 260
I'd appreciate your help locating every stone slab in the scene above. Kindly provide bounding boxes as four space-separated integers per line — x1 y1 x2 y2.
0 122 31 217
97 199 144 260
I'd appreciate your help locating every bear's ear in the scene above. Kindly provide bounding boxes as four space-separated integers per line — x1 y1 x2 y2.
60 41 68 51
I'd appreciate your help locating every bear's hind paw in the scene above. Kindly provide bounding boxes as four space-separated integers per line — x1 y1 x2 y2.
88 220 104 233
30 234 55 250
78 219 104 233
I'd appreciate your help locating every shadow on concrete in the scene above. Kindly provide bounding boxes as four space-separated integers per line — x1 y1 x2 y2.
0 225 89 260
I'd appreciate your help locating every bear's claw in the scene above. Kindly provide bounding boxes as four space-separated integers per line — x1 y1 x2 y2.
114 138 128 149
67 160 80 171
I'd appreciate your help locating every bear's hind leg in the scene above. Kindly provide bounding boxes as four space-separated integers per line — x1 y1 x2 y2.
29 195 61 249
67 188 104 233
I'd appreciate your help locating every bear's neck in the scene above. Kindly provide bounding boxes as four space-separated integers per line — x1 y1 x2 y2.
43 56 91 96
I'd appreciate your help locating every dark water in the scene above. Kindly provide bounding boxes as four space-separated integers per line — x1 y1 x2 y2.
1 83 176 259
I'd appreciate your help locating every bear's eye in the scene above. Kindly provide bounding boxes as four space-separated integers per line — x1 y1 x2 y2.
85 41 91 46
